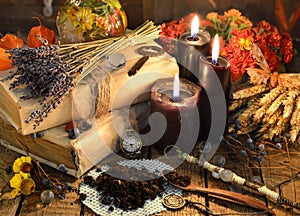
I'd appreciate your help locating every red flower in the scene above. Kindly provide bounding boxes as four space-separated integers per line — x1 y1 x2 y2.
200 20 212 28
221 30 256 82
280 33 293 64
256 20 272 32
159 18 188 38
259 45 279 71
253 20 281 48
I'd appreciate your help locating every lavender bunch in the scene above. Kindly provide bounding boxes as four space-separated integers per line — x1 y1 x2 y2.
7 46 77 129
3 21 160 130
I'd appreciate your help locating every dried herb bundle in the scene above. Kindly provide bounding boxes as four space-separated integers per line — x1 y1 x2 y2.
164 171 191 187
229 80 300 143
4 21 159 129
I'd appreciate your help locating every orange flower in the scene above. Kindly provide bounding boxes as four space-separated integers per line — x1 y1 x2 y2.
206 12 219 21
224 9 242 17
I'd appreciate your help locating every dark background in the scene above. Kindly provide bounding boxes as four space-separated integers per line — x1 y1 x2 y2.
0 0 299 38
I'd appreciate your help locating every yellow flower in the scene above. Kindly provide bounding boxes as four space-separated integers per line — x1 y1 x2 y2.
238 38 253 50
12 156 32 173
10 172 35 198
20 178 36 195
11 189 21 198
69 7 96 33
10 172 29 188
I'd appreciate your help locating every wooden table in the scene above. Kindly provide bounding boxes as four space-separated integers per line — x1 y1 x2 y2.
0 139 299 216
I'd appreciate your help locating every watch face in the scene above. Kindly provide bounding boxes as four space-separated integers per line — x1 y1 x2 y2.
122 135 142 154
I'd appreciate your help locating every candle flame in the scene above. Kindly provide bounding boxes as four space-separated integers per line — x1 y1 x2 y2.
191 15 199 38
173 72 180 99
212 34 219 65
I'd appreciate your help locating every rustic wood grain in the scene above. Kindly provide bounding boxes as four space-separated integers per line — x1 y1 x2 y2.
260 144 300 215
19 191 81 216
1 140 299 215
0 145 22 216
202 142 268 215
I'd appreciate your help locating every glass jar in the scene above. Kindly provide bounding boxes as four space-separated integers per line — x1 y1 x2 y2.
56 0 127 43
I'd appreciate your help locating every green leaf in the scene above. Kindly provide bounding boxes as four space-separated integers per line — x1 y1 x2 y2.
258 27 265 35
238 23 247 30
107 0 122 9
57 10 67 25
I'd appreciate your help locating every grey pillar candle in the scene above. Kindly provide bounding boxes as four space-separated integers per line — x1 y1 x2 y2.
177 29 211 84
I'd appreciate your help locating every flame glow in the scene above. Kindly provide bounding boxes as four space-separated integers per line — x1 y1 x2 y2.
173 72 180 99
212 34 220 64
190 15 199 38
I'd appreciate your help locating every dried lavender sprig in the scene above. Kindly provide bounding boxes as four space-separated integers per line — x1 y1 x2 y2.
5 21 160 129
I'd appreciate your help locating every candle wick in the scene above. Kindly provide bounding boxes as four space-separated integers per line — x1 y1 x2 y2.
212 59 218 66
170 96 182 103
191 33 197 39
187 34 199 41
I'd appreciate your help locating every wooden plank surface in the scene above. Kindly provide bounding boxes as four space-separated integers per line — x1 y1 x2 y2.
0 146 23 215
204 142 266 215
1 140 300 215
260 143 300 216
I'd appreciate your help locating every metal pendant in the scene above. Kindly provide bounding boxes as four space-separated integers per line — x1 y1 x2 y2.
162 194 186 210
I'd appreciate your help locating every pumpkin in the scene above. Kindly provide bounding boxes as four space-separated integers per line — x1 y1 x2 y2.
0 33 24 50
27 16 56 48
0 47 12 70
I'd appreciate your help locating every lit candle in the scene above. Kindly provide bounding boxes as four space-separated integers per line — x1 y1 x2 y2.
150 77 201 153
172 72 180 102
177 15 211 84
191 15 200 38
199 34 231 96
197 34 231 141
178 15 211 54
211 34 219 65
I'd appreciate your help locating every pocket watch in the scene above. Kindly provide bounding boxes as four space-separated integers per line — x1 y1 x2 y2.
120 129 142 157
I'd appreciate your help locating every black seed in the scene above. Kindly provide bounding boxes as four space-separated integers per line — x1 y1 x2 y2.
68 128 80 139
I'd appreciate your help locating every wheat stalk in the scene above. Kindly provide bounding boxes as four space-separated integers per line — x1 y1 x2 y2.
233 84 269 100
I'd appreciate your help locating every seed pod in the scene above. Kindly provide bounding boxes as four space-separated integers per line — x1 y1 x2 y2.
0 33 24 50
0 47 12 70
27 16 56 48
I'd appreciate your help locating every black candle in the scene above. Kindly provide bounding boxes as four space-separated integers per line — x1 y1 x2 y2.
197 34 231 141
150 77 201 153
199 55 231 96
199 34 231 97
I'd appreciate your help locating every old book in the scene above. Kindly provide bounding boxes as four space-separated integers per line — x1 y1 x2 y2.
0 102 151 177
0 41 178 135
